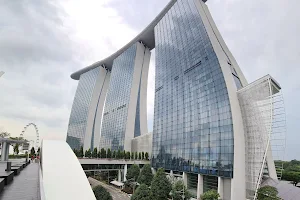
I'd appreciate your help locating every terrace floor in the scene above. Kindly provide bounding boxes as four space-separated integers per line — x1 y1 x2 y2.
0 161 40 200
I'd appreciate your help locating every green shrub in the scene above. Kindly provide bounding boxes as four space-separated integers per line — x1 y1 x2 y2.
93 185 112 200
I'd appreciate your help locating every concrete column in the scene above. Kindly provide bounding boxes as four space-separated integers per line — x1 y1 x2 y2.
266 145 278 180
170 170 173 176
218 177 224 200
1 142 6 161
182 172 188 187
4 142 9 161
123 164 128 181
123 43 146 151
83 68 110 152
118 170 122 182
197 174 204 199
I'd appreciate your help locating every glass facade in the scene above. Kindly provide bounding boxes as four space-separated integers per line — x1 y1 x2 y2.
134 84 141 138
67 67 100 150
152 0 234 178
100 44 137 151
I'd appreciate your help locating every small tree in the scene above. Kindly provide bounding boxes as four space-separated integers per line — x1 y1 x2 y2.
145 152 149 160
116 149 121 159
200 189 220 200
131 184 151 200
137 164 153 186
142 152 145 160
126 151 131 159
282 171 300 186
126 164 140 181
37 147 40 155
257 186 280 200
73 148 78 157
123 150 126 159
170 180 191 200
97 149 101 158
13 143 19 155
100 148 106 158
85 149 92 158
30 147 36 157
135 152 138 160
131 152 135 159
150 168 172 200
107 148 111 158
93 185 112 200
0 131 10 138
79 146 84 158
92 148 98 158
112 150 116 159
138 152 142 160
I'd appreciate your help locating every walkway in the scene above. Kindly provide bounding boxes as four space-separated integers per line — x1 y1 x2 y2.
88 177 130 200
0 163 40 200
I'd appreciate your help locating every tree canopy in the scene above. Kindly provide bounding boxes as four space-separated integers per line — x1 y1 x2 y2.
145 152 149 160
137 164 153 186
92 148 98 158
30 147 36 156
200 189 220 200
78 146 84 158
126 164 140 181
100 148 106 158
277 159 300 186
150 168 172 200
0 131 10 138
257 186 280 200
93 185 112 200
13 143 19 155
131 184 151 200
170 179 191 200
107 148 111 158
85 149 92 158
282 171 300 186
125 151 131 159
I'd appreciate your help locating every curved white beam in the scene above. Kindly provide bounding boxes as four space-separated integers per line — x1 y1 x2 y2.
41 140 96 200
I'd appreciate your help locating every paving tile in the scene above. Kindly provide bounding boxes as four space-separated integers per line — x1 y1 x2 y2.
0 163 40 200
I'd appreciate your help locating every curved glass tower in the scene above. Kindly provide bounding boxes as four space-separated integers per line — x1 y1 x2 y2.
67 67 100 150
152 0 234 178
67 0 285 199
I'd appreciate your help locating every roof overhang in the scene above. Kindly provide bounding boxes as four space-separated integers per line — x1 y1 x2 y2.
0 138 29 144
71 0 208 80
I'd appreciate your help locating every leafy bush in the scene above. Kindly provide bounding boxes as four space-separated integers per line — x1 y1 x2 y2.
93 185 112 200
200 189 219 200
126 164 140 181
8 154 27 159
150 168 172 200
137 164 153 186
131 184 151 200
257 186 280 200
170 180 191 200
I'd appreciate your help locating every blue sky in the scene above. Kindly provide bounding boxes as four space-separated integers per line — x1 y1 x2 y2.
0 0 299 160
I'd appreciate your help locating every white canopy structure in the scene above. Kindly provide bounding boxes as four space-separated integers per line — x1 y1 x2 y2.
40 140 96 200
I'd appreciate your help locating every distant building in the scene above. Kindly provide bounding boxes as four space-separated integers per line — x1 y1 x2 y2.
67 0 286 199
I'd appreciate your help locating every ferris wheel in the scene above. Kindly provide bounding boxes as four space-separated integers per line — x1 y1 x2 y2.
20 123 40 150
